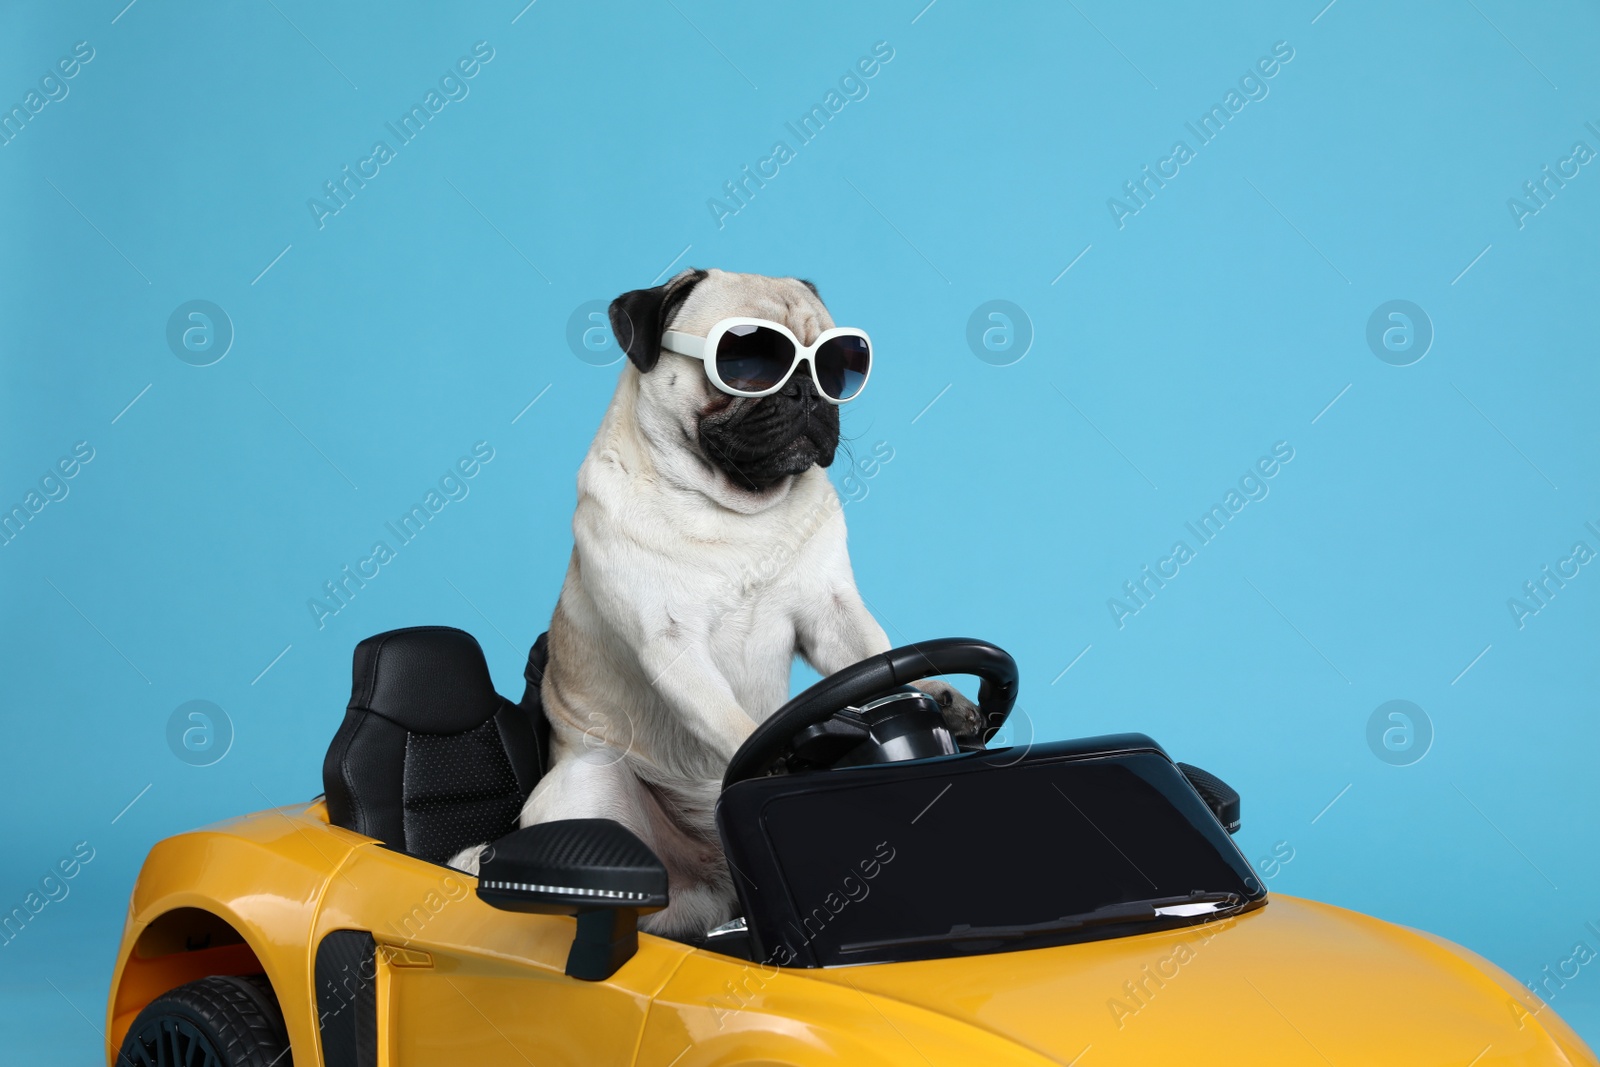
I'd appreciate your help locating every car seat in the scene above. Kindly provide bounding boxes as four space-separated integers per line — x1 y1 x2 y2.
321 626 550 865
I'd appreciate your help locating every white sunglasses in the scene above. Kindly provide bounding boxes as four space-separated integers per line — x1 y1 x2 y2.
660 317 873 403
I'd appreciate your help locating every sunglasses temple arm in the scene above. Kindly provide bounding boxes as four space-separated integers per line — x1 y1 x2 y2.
659 330 711 361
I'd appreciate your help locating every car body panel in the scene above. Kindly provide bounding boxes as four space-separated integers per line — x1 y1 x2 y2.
106 800 359 1060
106 801 696 1067
793 896 1596 1066
106 803 1599 1066
637 949 1058 1066
320 830 693 1067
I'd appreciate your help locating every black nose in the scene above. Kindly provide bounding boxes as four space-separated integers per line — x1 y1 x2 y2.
781 373 818 400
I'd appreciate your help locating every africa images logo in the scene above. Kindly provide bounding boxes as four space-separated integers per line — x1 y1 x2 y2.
1106 41 1295 230
1506 120 1600 230
0 40 95 149
1107 442 1295 628
308 443 495 629
307 42 495 230
706 41 895 229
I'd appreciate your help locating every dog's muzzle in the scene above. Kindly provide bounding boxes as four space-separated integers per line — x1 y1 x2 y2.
697 378 840 492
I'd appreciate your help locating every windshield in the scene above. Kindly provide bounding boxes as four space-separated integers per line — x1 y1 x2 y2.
720 741 1264 967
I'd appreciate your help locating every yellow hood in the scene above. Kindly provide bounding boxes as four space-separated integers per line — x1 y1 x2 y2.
804 895 1597 1065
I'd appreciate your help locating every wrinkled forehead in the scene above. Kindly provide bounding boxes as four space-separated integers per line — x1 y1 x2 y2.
668 271 835 345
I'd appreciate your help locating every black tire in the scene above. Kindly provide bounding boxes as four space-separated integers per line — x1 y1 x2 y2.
117 975 292 1067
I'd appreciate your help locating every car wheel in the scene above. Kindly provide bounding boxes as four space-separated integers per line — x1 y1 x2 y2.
117 975 291 1067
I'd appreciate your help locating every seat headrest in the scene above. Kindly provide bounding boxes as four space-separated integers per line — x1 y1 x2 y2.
348 626 503 734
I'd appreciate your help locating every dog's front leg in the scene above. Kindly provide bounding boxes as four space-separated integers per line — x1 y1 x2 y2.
797 583 986 739
635 636 757 766
796 581 891 675
576 536 758 769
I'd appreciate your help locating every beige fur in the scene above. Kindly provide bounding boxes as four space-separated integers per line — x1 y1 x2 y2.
452 269 974 936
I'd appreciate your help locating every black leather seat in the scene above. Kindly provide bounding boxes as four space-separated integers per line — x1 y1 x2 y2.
323 626 551 865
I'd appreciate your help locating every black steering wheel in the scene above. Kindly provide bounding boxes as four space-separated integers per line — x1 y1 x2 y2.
722 638 1019 790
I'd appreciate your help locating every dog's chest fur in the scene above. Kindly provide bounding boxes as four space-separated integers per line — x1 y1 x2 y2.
541 379 853 781
594 468 840 706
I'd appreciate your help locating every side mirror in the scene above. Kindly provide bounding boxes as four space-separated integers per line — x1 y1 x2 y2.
1176 763 1241 835
476 819 668 981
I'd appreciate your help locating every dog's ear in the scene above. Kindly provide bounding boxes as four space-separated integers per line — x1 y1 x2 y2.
797 278 822 301
608 268 707 373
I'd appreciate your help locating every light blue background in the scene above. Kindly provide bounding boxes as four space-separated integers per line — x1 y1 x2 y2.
3 0 1597 1059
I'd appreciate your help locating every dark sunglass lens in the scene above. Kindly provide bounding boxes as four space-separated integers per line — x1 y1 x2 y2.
715 325 794 393
814 335 871 400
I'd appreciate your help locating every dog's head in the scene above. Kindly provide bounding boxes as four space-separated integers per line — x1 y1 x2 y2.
609 268 842 495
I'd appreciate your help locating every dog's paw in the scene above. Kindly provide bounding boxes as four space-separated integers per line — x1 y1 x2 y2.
912 679 984 739
446 842 488 876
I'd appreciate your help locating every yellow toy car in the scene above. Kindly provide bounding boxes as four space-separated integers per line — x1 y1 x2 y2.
106 627 1595 1066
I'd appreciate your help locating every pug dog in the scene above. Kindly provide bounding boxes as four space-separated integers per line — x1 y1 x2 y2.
451 268 978 936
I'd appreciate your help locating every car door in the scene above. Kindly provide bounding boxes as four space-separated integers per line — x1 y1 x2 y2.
318 842 689 1066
